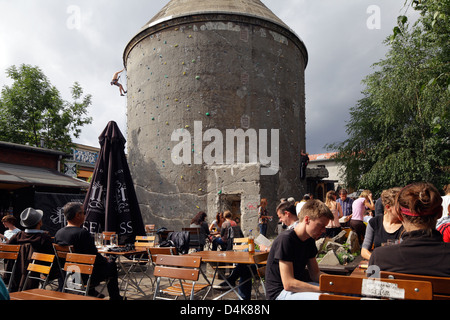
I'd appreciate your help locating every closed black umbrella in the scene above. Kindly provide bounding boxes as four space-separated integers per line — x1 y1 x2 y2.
83 121 145 244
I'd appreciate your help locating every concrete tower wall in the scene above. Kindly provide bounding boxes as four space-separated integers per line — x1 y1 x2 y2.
125 12 307 234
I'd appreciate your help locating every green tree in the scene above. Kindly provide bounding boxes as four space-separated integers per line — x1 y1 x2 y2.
328 0 450 195
0 64 93 152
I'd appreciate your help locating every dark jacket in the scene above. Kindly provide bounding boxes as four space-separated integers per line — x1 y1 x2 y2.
7 231 55 291
369 229 450 277
167 231 190 255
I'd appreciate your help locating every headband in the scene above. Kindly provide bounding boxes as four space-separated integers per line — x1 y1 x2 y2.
400 206 435 217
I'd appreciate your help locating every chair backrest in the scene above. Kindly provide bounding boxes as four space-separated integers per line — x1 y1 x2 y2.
62 253 96 295
226 226 244 250
135 235 156 248
145 224 156 235
380 271 450 300
102 231 116 240
253 252 269 279
23 252 55 291
319 274 433 300
52 244 73 279
0 244 21 290
153 254 201 281
182 227 201 250
232 237 249 251
148 247 176 265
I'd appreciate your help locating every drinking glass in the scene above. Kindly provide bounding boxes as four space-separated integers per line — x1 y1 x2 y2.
110 234 118 247
95 233 103 248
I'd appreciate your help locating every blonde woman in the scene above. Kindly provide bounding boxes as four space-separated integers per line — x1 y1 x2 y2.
325 191 343 238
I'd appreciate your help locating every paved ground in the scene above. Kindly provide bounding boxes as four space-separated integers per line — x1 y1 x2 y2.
96 259 266 301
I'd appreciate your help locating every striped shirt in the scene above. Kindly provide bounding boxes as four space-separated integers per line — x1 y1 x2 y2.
336 197 354 217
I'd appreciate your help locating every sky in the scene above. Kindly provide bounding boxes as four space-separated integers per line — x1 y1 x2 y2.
0 0 418 155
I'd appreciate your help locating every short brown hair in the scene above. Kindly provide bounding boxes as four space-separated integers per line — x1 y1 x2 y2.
1 215 17 225
223 210 232 219
276 202 296 216
298 199 334 221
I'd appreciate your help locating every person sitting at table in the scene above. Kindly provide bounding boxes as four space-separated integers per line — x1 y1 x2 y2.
0 215 21 243
211 211 236 251
214 202 300 299
209 212 224 233
0 278 9 300
7 208 57 292
369 182 450 277
54 202 123 300
189 211 210 251
265 199 334 300
361 187 404 260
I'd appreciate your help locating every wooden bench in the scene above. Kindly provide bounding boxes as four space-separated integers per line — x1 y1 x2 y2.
319 274 433 300
380 271 450 300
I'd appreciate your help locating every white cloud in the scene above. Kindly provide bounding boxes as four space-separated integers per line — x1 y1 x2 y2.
0 0 415 154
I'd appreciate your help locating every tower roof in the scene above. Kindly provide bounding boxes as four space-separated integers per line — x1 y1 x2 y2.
144 0 291 31
125 0 308 66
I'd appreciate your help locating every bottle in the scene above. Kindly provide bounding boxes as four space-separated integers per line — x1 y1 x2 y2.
248 229 255 254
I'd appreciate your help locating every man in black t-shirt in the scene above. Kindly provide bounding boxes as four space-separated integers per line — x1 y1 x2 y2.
55 202 122 300
265 200 333 300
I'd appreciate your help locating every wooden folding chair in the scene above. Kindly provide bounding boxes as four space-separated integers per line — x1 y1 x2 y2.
232 238 249 251
62 253 96 296
214 237 250 275
380 271 450 300
122 236 158 291
135 235 156 248
22 252 55 291
52 244 73 285
251 251 269 299
0 244 21 290
145 224 156 236
319 274 433 300
153 254 209 300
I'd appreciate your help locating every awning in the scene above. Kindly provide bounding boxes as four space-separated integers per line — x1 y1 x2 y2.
0 162 90 190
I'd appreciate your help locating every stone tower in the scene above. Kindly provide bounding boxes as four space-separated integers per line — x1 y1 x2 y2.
124 0 308 235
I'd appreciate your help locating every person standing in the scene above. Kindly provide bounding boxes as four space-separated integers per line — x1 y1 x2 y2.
336 189 354 227
258 198 270 237
300 150 309 180
350 190 375 245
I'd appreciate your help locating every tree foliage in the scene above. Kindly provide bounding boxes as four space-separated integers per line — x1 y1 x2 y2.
328 0 450 195
0 64 93 153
